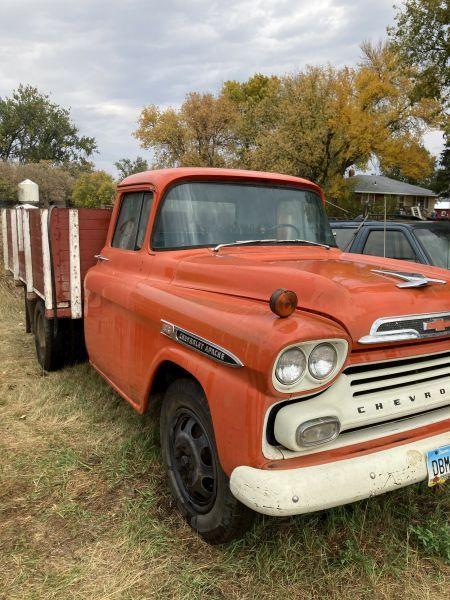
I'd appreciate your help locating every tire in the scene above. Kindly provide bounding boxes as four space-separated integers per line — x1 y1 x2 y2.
160 378 254 544
65 319 87 365
24 289 31 334
33 300 62 371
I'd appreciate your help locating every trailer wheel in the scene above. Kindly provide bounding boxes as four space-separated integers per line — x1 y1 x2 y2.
160 378 254 544
24 289 31 334
33 301 61 371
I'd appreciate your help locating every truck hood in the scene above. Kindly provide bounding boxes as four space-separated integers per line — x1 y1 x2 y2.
172 247 450 346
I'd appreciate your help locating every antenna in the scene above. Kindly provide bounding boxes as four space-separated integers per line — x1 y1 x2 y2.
325 200 352 215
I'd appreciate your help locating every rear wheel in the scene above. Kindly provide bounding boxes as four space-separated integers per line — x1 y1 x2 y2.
160 378 254 544
33 301 62 371
24 289 31 333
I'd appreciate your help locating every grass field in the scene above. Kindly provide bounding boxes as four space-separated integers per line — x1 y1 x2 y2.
0 269 449 600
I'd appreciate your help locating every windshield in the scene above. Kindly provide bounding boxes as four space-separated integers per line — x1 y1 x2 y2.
415 227 450 269
152 182 336 249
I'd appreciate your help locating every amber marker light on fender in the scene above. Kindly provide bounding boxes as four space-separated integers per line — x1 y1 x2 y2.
270 288 298 318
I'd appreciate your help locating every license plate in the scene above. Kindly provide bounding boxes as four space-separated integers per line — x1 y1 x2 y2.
427 445 450 487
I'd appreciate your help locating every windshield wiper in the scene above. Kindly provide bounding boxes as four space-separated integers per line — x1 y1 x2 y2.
212 239 278 252
271 239 331 249
212 239 330 252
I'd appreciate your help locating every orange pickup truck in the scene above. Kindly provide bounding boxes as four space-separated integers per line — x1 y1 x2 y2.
3 168 450 544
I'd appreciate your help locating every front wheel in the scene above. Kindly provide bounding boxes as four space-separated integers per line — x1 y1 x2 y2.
160 379 254 544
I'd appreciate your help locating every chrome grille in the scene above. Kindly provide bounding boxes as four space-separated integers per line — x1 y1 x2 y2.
345 351 450 399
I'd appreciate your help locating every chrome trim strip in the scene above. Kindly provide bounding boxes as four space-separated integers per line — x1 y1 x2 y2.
160 320 244 368
359 311 450 344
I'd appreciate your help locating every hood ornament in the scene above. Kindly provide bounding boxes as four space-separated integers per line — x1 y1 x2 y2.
371 269 447 288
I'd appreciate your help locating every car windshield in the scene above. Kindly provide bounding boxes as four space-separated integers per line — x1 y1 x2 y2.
152 181 336 249
414 226 450 269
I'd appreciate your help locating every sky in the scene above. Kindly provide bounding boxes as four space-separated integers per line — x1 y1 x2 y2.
0 0 444 175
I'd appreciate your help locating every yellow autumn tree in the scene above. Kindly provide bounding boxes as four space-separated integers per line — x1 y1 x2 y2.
134 92 237 168
134 45 443 202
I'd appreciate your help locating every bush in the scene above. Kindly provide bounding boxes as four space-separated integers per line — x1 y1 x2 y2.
71 171 116 208
0 160 75 205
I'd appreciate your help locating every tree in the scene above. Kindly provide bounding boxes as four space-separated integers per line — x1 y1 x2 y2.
222 74 280 168
115 156 149 180
247 47 439 194
134 92 237 167
0 85 97 164
388 0 449 102
432 134 450 197
388 2 449 196
134 44 440 202
71 171 116 208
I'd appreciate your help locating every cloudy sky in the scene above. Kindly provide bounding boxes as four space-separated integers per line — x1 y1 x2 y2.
0 0 443 174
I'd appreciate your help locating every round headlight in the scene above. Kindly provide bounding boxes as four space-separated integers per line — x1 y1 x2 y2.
308 343 338 380
275 347 306 385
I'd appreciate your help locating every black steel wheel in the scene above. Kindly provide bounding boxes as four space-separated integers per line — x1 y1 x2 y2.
170 408 218 514
160 378 254 544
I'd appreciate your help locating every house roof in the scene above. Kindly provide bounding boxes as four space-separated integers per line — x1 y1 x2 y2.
352 175 437 197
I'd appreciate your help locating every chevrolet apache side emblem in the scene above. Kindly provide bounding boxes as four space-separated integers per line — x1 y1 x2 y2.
160 321 243 368
371 269 447 288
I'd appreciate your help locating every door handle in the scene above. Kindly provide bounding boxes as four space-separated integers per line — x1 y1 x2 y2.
94 254 109 261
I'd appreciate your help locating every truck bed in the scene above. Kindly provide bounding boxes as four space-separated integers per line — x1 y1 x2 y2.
2 206 111 318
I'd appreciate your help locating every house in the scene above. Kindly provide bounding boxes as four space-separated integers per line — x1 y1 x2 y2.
350 174 438 217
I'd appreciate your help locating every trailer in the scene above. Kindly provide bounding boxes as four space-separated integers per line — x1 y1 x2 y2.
2 206 111 368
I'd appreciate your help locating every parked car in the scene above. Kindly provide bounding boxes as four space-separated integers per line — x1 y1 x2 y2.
3 168 450 544
331 220 450 269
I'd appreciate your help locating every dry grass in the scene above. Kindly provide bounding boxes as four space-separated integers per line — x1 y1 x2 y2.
0 269 449 599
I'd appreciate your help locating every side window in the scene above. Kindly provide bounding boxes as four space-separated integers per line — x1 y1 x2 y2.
333 228 357 250
136 193 153 250
112 192 153 250
363 230 417 261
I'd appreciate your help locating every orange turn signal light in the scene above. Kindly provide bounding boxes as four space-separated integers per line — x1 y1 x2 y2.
269 288 298 318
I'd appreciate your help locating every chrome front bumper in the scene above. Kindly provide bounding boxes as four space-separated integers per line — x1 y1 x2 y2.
230 431 450 516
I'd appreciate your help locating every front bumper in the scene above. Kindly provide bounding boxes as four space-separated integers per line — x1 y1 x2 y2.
229 431 450 516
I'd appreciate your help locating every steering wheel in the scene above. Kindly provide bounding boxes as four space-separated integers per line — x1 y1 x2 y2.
266 223 301 237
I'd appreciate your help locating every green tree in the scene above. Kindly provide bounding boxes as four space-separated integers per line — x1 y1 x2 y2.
115 156 149 180
71 171 116 208
222 74 280 168
432 135 450 197
388 0 449 102
0 85 97 164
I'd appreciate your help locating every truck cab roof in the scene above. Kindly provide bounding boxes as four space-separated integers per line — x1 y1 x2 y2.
119 167 323 197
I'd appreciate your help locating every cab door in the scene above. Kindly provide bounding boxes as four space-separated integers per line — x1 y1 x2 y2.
84 190 154 402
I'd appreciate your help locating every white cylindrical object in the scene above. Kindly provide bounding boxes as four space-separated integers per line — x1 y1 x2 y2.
18 179 39 205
